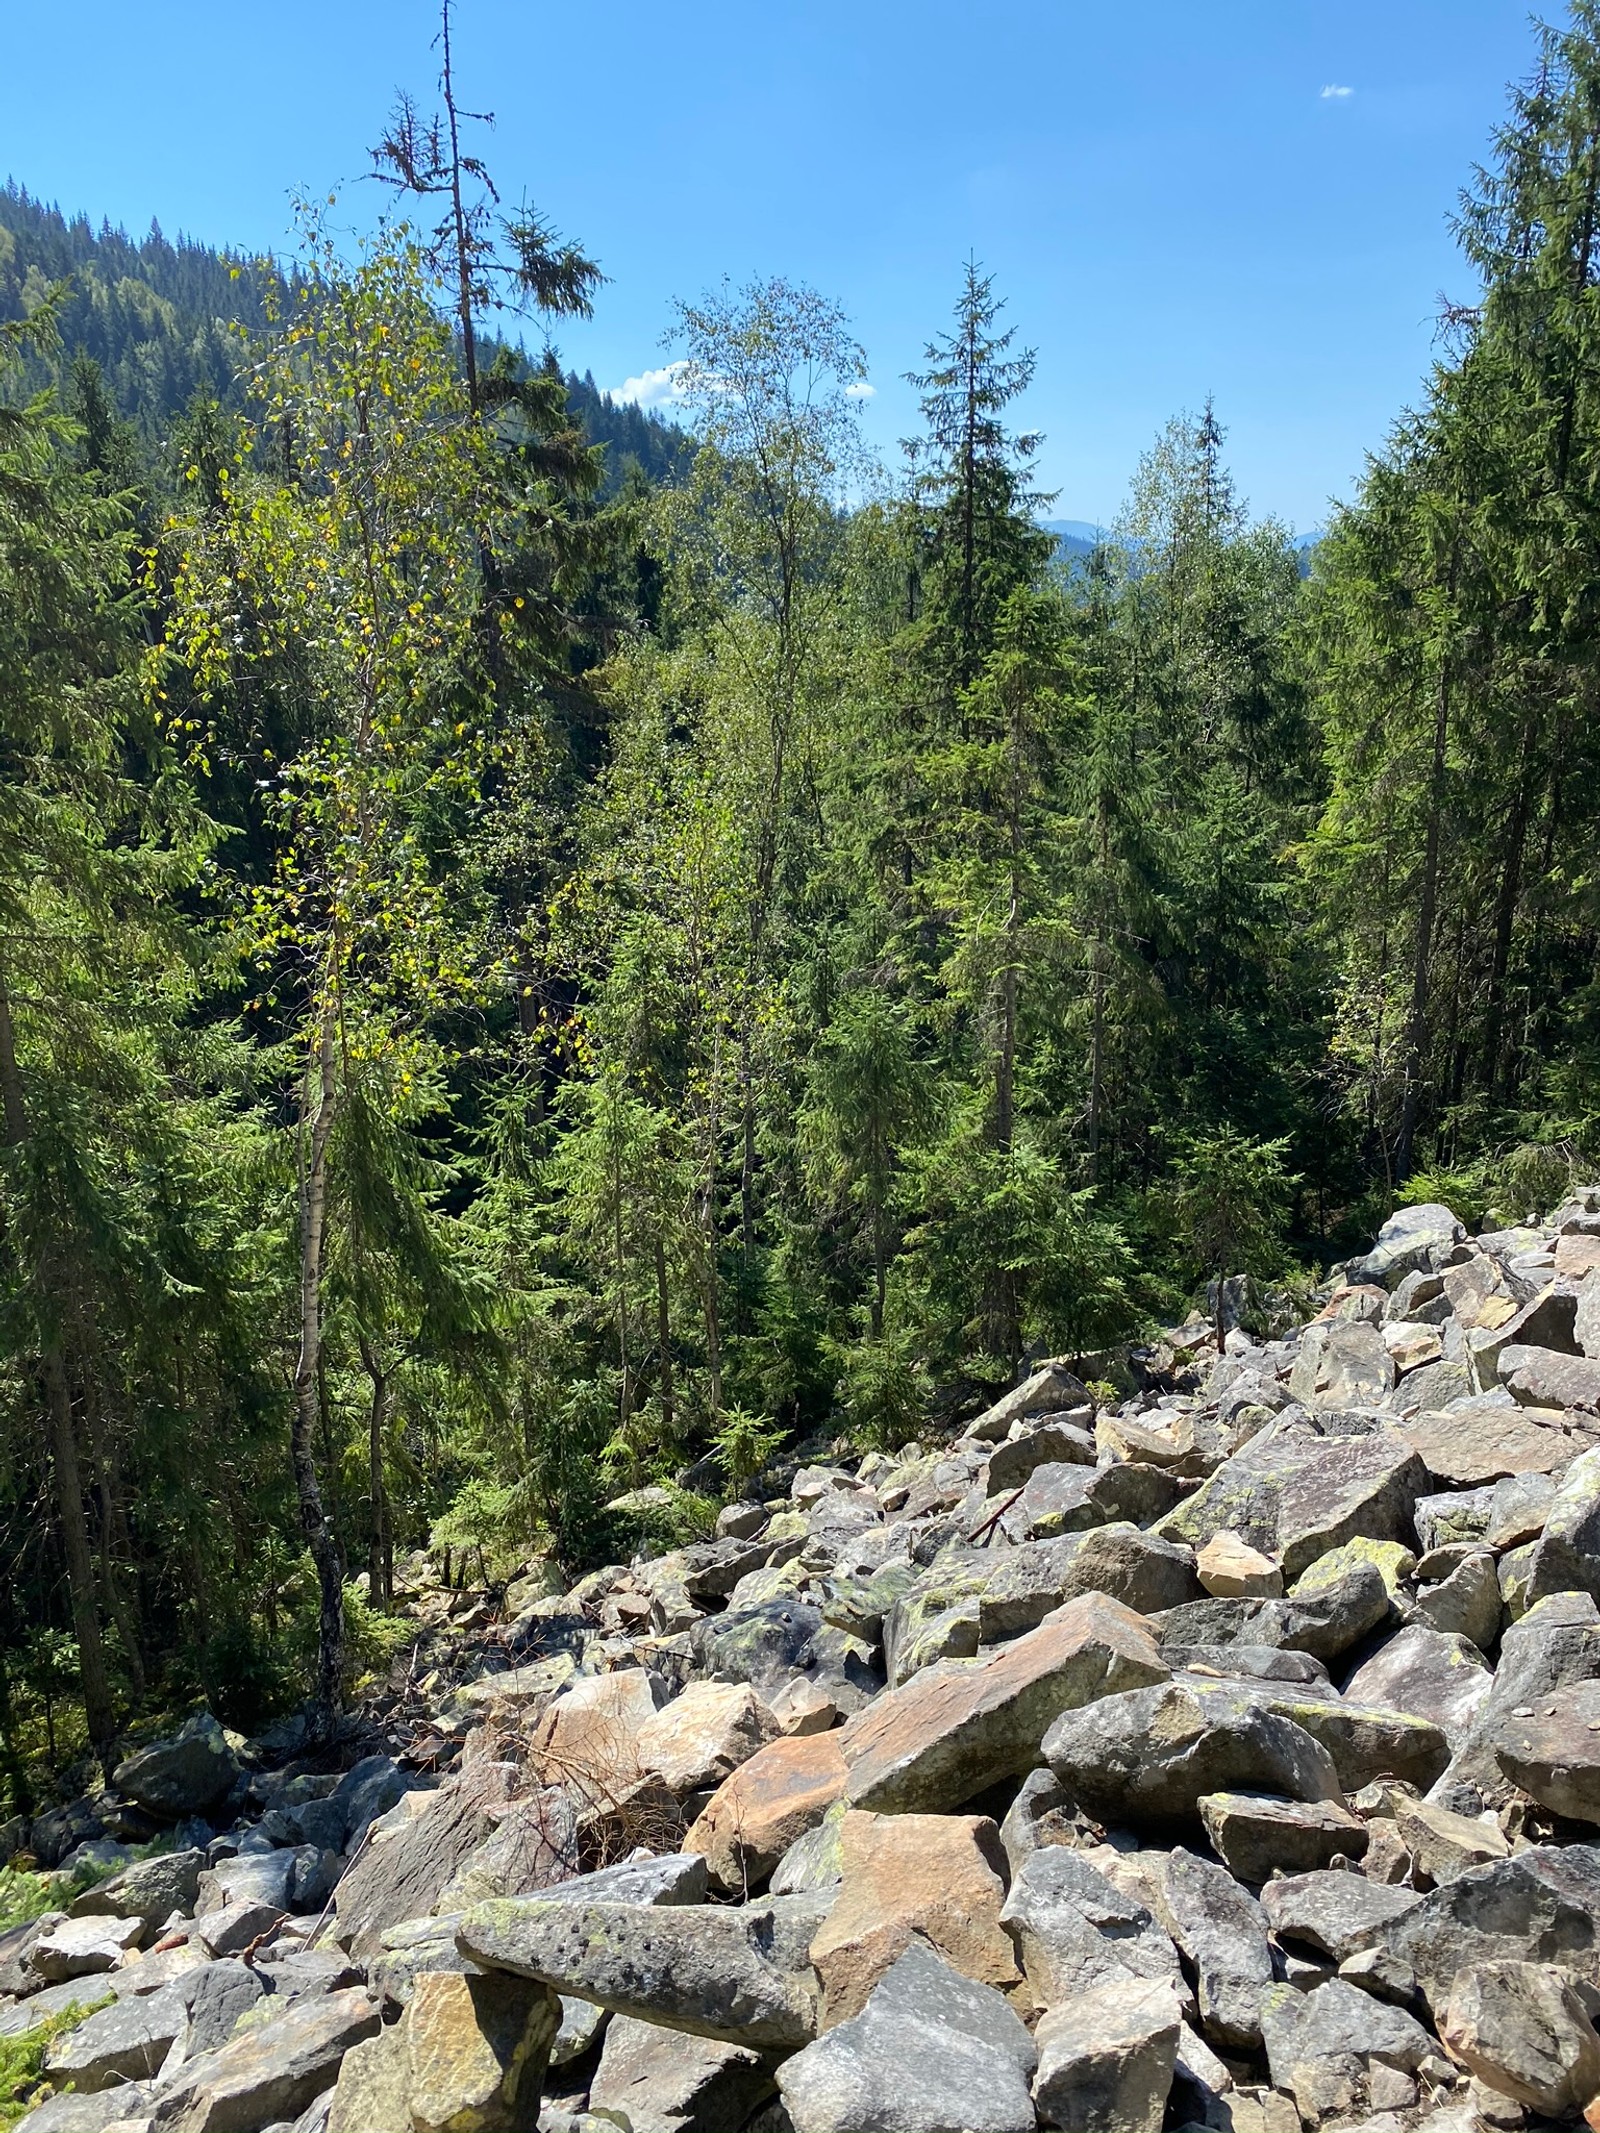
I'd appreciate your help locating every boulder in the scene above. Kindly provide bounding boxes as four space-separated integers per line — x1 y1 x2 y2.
1439 1958 1600 2119
588 2015 773 2133
1159 1846 1273 2048
30 1914 142 1982
530 1666 664 1796
1259 1976 1431 2124
985 1420 1096 1494
998 1845 1184 2010
1432 1590 1600 1810
1499 1342 1600 1410
808 1808 1018 2022
775 1941 1036 2133
976 1525 1198 1640
69 1842 208 1928
113 1714 239 1818
690 1599 880 1714
1041 1678 1344 1827
437 1787 581 1911
1259 1872 1421 1964
1344 1626 1492 1748
1397 1404 1572 1486
1031 1978 1180 2133
1154 1561 1391 1662
1242 1687 1449 1792
455 1890 822 2050
1197 1793 1368 1882
1195 1532 1282 1598
1394 1796 1510 1885
635 1680 778 1797
1383 1843 1600 2011
1519 1445 1600 1607
42 1986 189 2093
1001 1459 1181 1540
842 1592 1167 1813
1348 1203 1464 1289
1492 1676 1600 1822
150 1986 381 2132
966 1365 1092 1443
1288 1321 1395 1409
1155 1424 1426 1582
335 1764 518 1961
404 1968 559 2133
684 1729 848 1894
1410 1550 1502 1649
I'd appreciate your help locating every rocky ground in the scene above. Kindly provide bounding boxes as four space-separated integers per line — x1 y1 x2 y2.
14 1194 1600 2132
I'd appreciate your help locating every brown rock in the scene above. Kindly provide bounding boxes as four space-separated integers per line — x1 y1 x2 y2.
1499 1343 1600 1411
1398 1406 1572 1487
684 1729 848 1893
636 1681 779 1797
1393 1798 1509 1886
842 1592 1167 1814
1198 1793 1369 1883
530 1667 663 1799
808 1808 1020 2024
1196 1532 1283 1599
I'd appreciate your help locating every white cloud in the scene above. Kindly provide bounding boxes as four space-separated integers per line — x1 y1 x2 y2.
845 381 876 400
1320 83 1354 99
610 360 690 408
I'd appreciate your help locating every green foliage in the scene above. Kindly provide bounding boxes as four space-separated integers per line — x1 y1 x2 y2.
10 5 1600 1781
839 1334 925 1454
0 1993 112 2129
711 1408 787 1492
1170 1127 1299 1304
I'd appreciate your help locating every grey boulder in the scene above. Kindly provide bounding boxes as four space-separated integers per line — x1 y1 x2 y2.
113 1713 239 1817
455 1891 823 2050
775 1940 1035 2133
1042 1678 1344 1827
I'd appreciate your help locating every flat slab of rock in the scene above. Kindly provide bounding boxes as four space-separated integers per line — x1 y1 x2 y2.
842 1592 1167 1813
684 1729 847 1893
1259 1872 1421 1963
31 1914 142 1982
455 1891 822 2049
775 1940 1036 2133
966 1365 1092 1444
335 1764 517 1961
1198 1792 1368 1882
1397 1405 1572 1485
809 1809 1018 2022
43 1985 189 2092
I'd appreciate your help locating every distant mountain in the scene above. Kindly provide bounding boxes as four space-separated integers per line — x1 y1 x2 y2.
1041 516 1114 560
0 183 693 497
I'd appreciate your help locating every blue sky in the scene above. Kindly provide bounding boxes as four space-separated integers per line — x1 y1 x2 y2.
4 0 1544 530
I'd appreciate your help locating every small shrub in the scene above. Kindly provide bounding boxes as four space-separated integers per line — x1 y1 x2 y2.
711 1407 787 1494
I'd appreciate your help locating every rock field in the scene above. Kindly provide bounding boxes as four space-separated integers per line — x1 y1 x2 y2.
17 1194 1600 2131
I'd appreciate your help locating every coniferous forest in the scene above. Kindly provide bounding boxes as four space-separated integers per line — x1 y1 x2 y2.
3 2 1600 1790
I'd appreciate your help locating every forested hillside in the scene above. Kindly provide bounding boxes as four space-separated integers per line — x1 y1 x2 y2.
2 1 1600 1795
